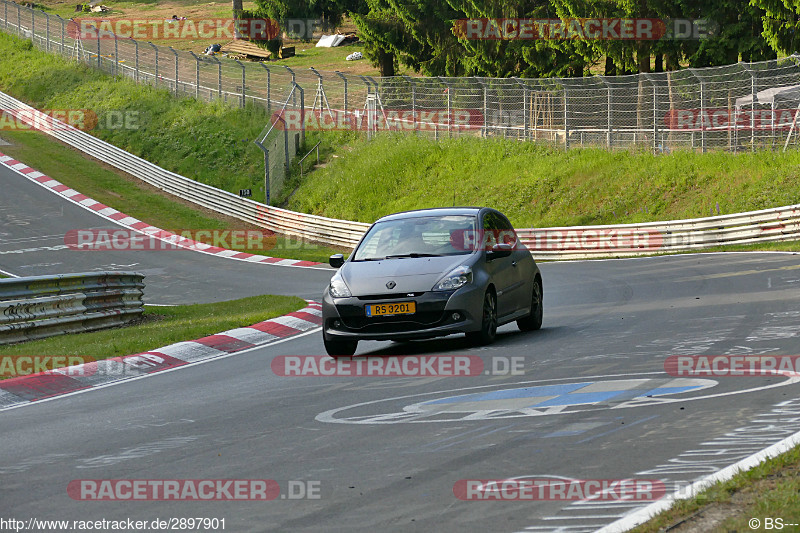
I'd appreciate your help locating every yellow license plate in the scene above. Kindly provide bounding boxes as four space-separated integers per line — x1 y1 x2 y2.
366 301 416 317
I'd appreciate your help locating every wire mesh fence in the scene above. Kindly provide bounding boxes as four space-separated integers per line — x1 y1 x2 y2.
6 0 800 175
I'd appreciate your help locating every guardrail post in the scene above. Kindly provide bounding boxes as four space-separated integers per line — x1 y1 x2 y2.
188 51 200 99
235 59 245 107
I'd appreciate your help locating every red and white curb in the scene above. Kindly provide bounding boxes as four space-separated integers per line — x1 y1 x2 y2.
0 153 325 268
0 301 322 410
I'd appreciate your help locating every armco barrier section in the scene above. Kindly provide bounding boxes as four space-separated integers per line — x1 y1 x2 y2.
2 90 800 259
0 271 145 344
0 91 369 248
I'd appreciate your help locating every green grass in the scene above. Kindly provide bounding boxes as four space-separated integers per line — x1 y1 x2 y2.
0 294 305 364
632 446 800 532
0 129 343 262
286 133 800 229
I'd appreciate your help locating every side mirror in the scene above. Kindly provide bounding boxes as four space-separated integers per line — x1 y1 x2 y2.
329 254 345 268
487 243 513 260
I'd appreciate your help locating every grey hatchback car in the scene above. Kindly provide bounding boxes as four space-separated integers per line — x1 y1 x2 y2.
321 207 543 356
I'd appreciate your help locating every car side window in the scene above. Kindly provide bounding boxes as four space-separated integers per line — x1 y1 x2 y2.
481 212 516 248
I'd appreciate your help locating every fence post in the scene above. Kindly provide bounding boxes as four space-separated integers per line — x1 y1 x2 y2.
475 77 488 138
169 46 179 95
335 71 348 114
58 15 64 56
563 86 569 151
653 81 658 152
148 42 159 88
439 77 452 137
188 51 200 99
700 81 706 153
215 55 222 99
16 4 20 37
298 82 305 146
96 32 100 69
133 39 138 83
113 34 118 76
260 63 270 113
235 59 245 107
44 12 49 52
30 5 33 44
282 66 296 107
513 78 529 141
4 1 7 33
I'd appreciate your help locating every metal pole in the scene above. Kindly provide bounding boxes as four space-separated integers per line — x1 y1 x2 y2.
513 78 528 141
653 83 658 152
188 51 200 99
439 77 452 137
282 66 296 107
215 56 222 99
235 59 245 107
169 46 179 95
58 15 64 56
260 63 271 113
335 71 348 114
113 34 118 76
564 86 569 151
133 39 138 83
96 32 100 69
298 83 305 146
16 4 20 37
148 42 159 88
45 12 49 52
700 81 706 153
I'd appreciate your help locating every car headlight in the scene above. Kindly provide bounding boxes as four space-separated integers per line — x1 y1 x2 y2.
329 274 352 298
433 265 472 291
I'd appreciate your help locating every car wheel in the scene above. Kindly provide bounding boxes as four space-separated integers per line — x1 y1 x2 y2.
467 289 497 346
517 277 543 332
324 337 358 357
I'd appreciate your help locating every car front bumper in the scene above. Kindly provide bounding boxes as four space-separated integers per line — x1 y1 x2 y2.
322 284 485 341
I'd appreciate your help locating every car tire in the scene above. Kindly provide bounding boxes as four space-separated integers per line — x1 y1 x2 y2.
517 277 543 332
324 337 358 357
466 289 497 346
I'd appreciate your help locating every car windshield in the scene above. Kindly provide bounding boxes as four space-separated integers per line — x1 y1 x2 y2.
352 215 477 261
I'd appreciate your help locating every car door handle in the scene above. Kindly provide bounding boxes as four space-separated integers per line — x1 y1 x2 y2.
512 261 517 267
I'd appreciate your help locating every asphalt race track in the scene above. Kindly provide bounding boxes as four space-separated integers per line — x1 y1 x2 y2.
3 161 800 532
0 164 333 303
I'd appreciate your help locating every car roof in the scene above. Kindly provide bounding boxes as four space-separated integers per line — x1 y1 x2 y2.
375 207 489 223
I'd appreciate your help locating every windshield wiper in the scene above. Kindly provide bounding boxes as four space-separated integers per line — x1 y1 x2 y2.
384 253 444 259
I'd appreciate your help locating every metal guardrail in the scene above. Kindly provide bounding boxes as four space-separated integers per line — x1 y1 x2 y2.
0 91 370 247
0 271 145 344
2 90 800 259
